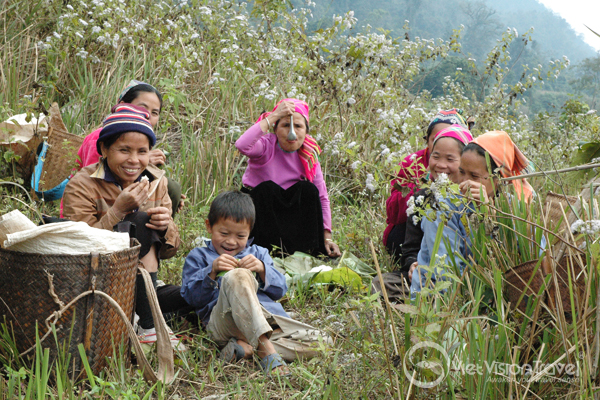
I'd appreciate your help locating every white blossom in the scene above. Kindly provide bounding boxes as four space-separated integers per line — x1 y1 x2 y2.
365 174 376 192
570 220 600 235
406 196 415 216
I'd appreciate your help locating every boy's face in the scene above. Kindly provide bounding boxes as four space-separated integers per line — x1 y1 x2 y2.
205 218 251 257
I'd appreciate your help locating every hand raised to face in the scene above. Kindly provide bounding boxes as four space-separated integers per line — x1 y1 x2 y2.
112 180 150 217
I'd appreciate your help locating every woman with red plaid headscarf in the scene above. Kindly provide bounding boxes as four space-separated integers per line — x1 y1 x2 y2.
235 98 341 257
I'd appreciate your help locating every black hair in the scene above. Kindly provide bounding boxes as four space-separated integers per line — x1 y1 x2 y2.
207 190 255 229
425 122 438 141
431 136 466 153
120 83 163 111
462 142 499 174
273 115 310 134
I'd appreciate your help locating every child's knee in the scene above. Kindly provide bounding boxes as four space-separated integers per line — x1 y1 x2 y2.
222 268 254 287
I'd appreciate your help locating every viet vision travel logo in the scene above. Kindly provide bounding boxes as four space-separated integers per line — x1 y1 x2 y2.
403 340 580 388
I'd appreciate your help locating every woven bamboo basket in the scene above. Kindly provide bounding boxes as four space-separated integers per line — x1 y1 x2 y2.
504 252 585 315
38 129 84 191
38 103 84 191
0 239 140 376
544 191 578 238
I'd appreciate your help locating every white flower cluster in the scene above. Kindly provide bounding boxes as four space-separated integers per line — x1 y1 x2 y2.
365 174 376 192
429 173 450 202
207 72 225 85
406 196 415 216
323 132 344 156
570 220 600 235
228 125 242 135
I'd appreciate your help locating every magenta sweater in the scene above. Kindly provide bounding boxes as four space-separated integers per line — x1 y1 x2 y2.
235 123 332 231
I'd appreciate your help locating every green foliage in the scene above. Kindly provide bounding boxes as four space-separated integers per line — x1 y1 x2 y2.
2 0 600 398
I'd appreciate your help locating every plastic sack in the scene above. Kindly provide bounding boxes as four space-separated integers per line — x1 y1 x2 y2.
0 210 37 248
0 113 47 167
3 220 130 255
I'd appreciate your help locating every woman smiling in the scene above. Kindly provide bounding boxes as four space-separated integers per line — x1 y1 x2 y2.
63 104 185 349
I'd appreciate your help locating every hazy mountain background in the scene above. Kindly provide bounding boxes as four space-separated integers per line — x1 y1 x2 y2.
292 0 600 113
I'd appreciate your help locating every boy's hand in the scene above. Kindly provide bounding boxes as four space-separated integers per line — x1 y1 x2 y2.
209 254 239 280
238 254 266 282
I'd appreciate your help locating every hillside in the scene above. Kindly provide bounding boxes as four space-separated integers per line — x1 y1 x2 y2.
300 0 595 64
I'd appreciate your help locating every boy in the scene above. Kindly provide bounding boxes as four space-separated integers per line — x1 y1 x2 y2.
181 190 290 375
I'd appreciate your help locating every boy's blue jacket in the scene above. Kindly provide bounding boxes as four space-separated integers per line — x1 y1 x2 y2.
180 239 288 326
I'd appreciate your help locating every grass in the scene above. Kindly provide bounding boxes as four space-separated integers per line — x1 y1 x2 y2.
1 0 600 398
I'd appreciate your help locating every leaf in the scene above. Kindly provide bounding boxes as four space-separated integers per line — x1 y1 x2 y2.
425 323 441 335
585 24 600 38
392 303 418 314
572 140 600 165
434 281 452 292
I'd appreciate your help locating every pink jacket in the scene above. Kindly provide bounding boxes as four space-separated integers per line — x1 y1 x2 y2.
382 147 429 245
77 128 102 168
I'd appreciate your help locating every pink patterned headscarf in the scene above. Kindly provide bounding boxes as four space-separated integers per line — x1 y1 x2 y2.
432 124 473 147
257 98 321 182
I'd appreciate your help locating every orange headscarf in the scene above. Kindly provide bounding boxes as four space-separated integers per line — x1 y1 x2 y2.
472 131 534 202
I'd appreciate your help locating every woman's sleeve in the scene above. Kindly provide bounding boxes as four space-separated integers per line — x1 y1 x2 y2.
78 128 102 168
385 151 426 228
401 216 423 272
417 204 467 269
62 174 121 230
385 187 412 228
313 164 332 231
235 122 269 159
156 177 181 259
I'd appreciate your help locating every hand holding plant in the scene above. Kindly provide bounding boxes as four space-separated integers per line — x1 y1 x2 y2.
210 254 239 280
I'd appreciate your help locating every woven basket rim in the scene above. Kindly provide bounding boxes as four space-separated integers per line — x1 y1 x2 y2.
0 239 141 257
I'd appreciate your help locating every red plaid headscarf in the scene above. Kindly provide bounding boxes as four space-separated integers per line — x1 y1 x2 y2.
257 98 322 182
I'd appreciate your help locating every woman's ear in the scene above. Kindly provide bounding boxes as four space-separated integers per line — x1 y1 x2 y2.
99 142 108 159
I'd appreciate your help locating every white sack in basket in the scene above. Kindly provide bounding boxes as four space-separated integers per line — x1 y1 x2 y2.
0 210 37 248
4 221 130 255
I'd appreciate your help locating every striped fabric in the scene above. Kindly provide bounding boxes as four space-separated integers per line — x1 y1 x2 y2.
427 108 468 135
96 104 155 154
432 124 473 146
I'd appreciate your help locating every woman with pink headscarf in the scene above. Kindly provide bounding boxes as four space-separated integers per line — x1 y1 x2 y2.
372 124 473 301
235 99 341 257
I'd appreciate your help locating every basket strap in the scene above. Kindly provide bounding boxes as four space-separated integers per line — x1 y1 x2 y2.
137 265 175 383
84 253 100 351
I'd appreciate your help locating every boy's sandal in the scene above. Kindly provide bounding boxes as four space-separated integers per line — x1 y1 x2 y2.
259 353 291 377
219 338 246 363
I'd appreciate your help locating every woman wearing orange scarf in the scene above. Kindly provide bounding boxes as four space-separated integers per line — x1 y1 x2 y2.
459 130 534 203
